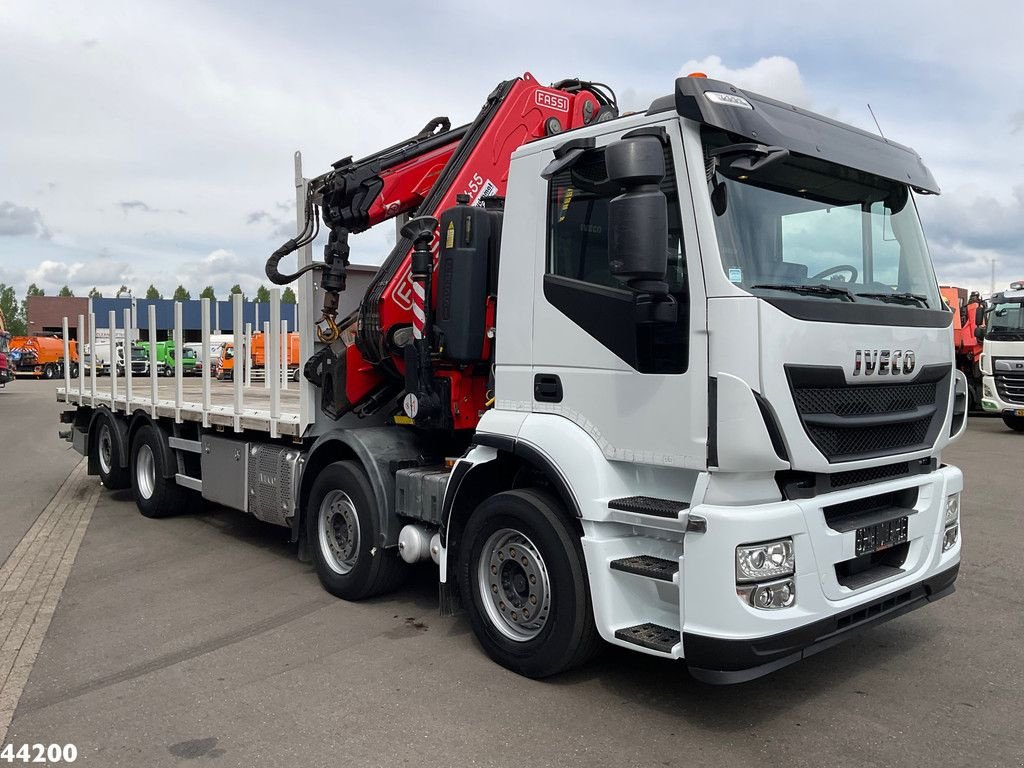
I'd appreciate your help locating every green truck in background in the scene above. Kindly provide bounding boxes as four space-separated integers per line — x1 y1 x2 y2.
135 340 199 377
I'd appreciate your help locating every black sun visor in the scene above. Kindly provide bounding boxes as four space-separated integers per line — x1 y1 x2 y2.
648 77 939 194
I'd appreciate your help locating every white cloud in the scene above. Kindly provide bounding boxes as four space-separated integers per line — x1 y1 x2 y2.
678 55 811 108
0 202 51 239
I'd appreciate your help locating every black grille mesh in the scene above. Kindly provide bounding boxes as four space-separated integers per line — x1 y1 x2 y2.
829 462 910 489
788 367 947 462
807 418 932 460
793 383 934 417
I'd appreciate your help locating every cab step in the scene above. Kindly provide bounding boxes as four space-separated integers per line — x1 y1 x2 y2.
610 555 678 582
614 622 680 653
608 496 688 518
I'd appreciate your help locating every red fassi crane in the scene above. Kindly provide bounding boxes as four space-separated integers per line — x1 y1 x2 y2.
267 73 618 430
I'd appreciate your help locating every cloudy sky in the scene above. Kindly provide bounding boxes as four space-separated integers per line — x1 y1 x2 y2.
2 0 1022 298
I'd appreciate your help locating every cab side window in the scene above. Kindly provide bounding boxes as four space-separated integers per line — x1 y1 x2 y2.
544 143 689 374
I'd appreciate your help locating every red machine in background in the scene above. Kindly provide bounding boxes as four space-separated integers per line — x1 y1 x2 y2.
267 73 618 429
941 285 985 410
0 307 11 387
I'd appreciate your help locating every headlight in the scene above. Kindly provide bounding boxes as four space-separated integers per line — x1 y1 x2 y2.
943 493 960 552
944 493 960 526
736 539 795 584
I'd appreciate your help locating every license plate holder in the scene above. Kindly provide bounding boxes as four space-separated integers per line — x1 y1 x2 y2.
855 516 908 556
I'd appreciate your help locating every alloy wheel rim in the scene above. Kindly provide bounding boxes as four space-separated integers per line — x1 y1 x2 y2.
477 528 551 642
136 443 156 500
318 490 360 574
98 424 113 475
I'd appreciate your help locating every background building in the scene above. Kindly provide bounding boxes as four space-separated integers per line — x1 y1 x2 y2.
24 264 378 342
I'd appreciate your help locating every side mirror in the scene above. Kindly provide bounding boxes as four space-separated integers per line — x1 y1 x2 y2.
605 135 669 296
975 326 986 341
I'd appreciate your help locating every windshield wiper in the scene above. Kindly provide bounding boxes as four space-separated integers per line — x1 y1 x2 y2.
855 291 929 307
750 283 855 302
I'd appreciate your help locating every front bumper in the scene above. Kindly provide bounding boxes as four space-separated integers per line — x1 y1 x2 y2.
981 374 1024 413
682 464 962 683
686 563 957 683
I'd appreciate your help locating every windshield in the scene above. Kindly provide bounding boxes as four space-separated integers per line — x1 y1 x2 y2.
705 131 941 310
0 335 8 354
987 298 1024 341
131 347 147 360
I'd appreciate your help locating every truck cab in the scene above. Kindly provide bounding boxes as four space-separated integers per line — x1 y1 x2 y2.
979 283 1024 430
441 76 964 680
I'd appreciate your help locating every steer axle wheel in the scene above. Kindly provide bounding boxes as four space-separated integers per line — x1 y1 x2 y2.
308 461 406 600
458 489 600 678
1003 413 1024 432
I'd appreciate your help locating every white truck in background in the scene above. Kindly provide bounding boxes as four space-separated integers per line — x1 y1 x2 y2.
59 72 966 683
979 281 1024 430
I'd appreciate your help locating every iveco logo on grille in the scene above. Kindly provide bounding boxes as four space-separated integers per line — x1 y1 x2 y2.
853 350 916 376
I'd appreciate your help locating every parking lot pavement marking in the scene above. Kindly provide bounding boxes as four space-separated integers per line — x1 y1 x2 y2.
0 461 99 745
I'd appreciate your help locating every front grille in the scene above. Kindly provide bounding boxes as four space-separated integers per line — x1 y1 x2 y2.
792 382 934 416
829 462 909 489
993 358 1024 405
787 365 951 463
808 418 932 460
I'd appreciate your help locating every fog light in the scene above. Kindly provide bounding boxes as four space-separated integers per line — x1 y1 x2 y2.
944 493 960 526
943 523 959 552
738 578 796 610
736 539 795 583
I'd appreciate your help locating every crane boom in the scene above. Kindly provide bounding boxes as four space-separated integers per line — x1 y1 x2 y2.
271 72 618 428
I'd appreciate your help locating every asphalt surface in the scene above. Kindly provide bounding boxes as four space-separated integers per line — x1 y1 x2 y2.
2 382 1022 767
0 380 80 566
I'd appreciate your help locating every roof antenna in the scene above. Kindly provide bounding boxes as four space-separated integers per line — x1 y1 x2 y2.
867 103 886 139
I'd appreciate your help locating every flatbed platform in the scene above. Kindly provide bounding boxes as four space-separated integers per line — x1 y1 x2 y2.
57 379 303 437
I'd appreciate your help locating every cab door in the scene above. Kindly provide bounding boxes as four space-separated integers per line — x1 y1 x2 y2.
529 120 708 470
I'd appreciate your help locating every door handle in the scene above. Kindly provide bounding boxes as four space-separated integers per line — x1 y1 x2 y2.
534 373 563 403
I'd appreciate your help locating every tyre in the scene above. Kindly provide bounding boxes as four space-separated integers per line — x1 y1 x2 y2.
69 363 79 378
42 364 55 380
291 368 301 382
308 461 406 600
93 415 129 490
1002 414 1024 432
130 423 194 518
458 489 600 678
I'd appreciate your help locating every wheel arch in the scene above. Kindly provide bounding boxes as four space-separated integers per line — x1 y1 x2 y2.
295 427 428 548
440 434 582 584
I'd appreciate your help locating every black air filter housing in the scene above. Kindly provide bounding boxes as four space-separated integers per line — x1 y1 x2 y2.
436 198 502 362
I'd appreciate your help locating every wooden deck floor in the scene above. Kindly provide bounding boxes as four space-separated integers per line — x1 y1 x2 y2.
58 377 304 437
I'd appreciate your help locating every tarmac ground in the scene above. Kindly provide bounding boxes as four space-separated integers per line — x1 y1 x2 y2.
1 380 1020 767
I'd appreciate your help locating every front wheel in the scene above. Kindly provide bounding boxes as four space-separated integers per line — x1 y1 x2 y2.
458 489 600 678
42 364 56 380
308 461 406 600
1003 413 1024 432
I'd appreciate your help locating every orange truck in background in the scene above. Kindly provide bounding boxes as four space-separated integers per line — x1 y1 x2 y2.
940 285 984 409
216 333 300 382
251 332 300 381
9 336 79 379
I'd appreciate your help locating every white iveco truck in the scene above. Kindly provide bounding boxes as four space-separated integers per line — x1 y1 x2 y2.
59 73 966 683
979 282 1024 431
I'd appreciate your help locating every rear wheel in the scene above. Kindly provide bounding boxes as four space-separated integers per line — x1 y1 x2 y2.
1002 413 1024 432
94 416 129 489
458 489 600 678
42 364 55 380
308 461 406 600
130 423 194 518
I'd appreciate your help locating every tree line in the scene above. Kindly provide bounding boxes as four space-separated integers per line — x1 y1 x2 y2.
0 283 296 337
